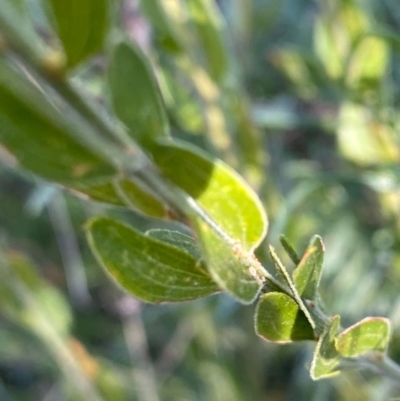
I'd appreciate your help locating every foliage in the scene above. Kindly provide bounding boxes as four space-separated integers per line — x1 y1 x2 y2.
1 0 400 400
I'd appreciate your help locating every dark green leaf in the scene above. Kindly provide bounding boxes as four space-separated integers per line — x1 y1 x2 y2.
311 315 341 380
86 217 219 303
335 317 391 357
146 229 201 260
293 235 325 300
255 292 315 343
46 0 109 68
108 41 170 145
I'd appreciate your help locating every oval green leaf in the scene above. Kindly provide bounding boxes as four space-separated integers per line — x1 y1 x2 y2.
86 217 219 303
46 0 109 68
335 317 391 358
255 292 315 343
311 315 341 380
293 235 325 300
150 140 268 250
108 41 170 145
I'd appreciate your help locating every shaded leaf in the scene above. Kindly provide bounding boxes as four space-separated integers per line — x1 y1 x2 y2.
146 229 201 260
150 140 267 250
46 0 109 68
0 62 115 184
108 41 169 145
293 235 324 300
86 217 219 303
187 0 228 83
255 292 315 343
335 317 391 357
311 315 341 380
114 178 167 217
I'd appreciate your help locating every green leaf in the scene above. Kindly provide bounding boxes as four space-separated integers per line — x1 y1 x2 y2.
114 178 167 217
190 216 262 304
269 246 316 330
335 317 391 357
279 234 300 265
108 41 170 145
0 62 115 185
46 0 109 68
0 252 72 337
86 217 219 303
150 140 267 250
138 0 182 52
149 140 268 303
292 235 324 300
255 292 315 343
187 0 228 83
146 229 201 260
311 315 341 380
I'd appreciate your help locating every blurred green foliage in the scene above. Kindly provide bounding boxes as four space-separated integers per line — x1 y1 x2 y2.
1 0 400 400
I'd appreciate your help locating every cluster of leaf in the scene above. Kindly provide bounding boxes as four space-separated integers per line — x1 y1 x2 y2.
1 0 400 399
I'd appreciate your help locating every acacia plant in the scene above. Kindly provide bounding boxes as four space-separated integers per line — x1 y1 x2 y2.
0 0 399 388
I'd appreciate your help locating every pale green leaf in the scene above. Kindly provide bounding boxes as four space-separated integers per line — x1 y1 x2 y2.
311 315 341 380
190 216 262 304
150 140 267 250
293 235 324 300
86 217 219 303
108 41 169 145
255 292 315 343
335 317 391 357
46 0 109 68
187 0 228 82
139 0 182 52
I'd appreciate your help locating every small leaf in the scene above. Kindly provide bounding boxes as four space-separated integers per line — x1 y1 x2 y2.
190 217 262 304
46 0 109 68
311 315 341 380
279 234 300 265
187 0 228 82
335 317 391 358
150 140 267 250
293 235 325 300
86 217 219 303
146 229 201 260
269 246 316 330
108 41 170 145
255 292 315 343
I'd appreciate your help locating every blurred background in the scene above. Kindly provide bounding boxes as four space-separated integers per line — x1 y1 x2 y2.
2 0 400 399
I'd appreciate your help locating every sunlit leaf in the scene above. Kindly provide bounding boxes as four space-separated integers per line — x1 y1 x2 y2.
86 217 219 303
311 315 341 380
108 41 169 146
335 317 391 357
255 292 315 343
46 0 109 68
150 140 267 250
293 235 324 300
